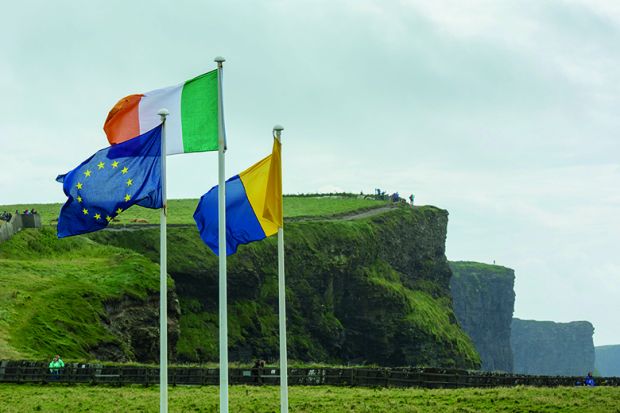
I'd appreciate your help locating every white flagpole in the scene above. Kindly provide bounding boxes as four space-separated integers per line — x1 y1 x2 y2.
273 124 288 413
214 56 229 413
158 109 169 413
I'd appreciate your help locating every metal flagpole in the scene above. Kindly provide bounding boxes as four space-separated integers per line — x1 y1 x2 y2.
214 56 229 413
158 109 169 413
273 124 288 413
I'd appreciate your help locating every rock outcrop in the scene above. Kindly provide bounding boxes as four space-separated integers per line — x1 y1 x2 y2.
90 290 181 362
595 345 620 377
511 318 594 376
449 261 515 372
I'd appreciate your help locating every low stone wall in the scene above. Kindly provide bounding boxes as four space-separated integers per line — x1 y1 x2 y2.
0 214 41 242
0 361 618 387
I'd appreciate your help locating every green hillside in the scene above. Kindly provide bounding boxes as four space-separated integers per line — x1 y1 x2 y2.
0 195 478 368
0 228 163 360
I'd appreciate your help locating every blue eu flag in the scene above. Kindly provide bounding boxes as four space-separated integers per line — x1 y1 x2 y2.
57 125 163 238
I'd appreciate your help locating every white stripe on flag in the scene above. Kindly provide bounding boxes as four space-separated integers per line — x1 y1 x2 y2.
140 84 184 154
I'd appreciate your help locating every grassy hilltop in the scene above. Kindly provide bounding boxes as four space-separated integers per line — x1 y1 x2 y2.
0 195 479 368
2 195 389 226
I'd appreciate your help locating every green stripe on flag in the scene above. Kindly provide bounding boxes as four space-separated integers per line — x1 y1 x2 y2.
181 70 219 153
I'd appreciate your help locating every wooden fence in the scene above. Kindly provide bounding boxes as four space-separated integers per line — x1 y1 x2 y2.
1 361 618 388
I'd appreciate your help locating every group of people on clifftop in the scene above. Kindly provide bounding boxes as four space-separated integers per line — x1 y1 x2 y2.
371 189 415 206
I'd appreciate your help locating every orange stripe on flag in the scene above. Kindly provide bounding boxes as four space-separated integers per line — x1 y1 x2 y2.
103 94 143 145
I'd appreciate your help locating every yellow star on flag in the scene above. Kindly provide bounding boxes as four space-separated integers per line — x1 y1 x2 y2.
97 161 105 169
124 194 131 202
126 178 133 187
106 216 112 222
94 213 101 220
112 161 119 168
121 167 129 174
84 170 91 177
82 208 88 215
77 196 82 203
76 182 83 190
116 208 123 214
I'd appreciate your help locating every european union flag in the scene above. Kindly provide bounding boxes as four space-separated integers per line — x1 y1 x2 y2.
57 125 163 238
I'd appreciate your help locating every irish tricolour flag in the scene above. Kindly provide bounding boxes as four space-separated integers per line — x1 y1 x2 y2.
104 70 219 155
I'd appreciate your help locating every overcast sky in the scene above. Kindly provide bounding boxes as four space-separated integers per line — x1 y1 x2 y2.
1 1 618 346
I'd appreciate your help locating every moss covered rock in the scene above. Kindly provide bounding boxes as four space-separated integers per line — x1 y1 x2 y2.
92 205 480 368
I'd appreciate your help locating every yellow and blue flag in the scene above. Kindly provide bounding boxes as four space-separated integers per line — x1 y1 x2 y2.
194 138 282 255
56 125 163 238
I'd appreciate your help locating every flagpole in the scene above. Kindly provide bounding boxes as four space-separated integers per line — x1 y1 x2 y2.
214 56 229 413
273 124 288 413
158 109 169 413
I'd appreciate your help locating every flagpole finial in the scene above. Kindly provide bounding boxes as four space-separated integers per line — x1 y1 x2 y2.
214 56 226 68
158 108 169 119
273 124 284 142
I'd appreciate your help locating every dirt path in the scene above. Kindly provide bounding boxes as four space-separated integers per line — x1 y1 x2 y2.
339 205 399 221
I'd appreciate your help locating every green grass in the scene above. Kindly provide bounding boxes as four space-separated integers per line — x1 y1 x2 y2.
0 195 387 227
0 385 618 412
0 228 163 360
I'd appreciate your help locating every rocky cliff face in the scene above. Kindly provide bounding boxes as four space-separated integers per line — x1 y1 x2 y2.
92 205 480 368
90 290 181 362
449 262 515 372
595 345 620 377
511 318 594 376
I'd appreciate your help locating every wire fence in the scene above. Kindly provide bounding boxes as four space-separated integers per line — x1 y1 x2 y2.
1 361 618 388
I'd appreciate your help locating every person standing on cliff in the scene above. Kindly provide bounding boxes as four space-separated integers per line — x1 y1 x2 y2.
49 354 64 380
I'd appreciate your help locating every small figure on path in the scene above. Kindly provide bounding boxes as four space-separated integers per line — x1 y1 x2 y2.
584 372 595 386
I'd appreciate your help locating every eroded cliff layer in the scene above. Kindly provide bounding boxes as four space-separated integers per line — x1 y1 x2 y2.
511 318 594 376
92 205 480 368
449 261 515 372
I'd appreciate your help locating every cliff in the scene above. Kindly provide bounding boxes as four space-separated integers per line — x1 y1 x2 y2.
595 345 620 377
91 204 480 368
449 261 515 372
511 318 595 376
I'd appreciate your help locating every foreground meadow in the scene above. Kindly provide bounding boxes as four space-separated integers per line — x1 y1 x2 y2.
0 385 618 412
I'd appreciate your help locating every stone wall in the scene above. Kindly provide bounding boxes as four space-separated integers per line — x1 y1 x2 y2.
0 214 41 242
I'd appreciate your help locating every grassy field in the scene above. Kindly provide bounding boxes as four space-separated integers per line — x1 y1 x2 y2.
0 385 618 412
0 195 388 226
